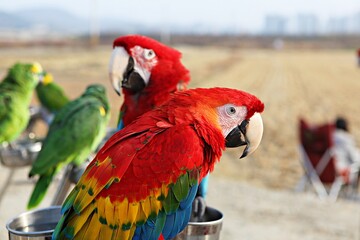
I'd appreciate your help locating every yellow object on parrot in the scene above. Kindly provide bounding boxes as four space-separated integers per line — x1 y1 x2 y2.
42 73 53 85
99 106 106 116
31 62 43 74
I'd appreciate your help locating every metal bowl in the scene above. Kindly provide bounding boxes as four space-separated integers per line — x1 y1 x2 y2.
174 206 223 240
6 206 61 240
6 205 222 240
0 139 42 168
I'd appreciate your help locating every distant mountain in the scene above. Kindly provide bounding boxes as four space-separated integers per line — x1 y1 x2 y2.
0 7 218 37
15 8 89 33
0 11 29 29
0 8 89 34
0 7 157 36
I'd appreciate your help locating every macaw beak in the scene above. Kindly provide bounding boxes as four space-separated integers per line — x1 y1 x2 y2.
109 47 128 96
109 46 147 96
225 113 263 158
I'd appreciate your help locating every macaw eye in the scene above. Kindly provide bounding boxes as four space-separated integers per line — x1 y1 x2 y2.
144 49 156 60
225 105 237 116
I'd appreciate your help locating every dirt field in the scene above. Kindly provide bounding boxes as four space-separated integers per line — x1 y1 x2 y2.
2 45 359 189
183 46 360 190
0 45 360 239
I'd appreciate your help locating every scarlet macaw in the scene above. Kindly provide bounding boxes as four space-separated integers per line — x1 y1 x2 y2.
53 87 264 240
108 34 190 129
108 35 209 215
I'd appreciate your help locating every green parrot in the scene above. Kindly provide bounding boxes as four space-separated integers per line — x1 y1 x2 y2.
0 62 44 144
35 72 70 113
27 84 110 209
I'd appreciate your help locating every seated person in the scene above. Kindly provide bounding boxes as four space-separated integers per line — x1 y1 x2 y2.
333 117 360 187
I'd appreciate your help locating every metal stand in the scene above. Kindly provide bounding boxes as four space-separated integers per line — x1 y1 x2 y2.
0 168 15 207
51 158 90 206
51 164 74 206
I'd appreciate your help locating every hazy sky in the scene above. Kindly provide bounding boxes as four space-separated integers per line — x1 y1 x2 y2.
2 0 360 31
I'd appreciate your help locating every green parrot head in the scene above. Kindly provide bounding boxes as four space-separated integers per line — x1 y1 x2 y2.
7 62 45 90
83 84 110 112
37 71 54 86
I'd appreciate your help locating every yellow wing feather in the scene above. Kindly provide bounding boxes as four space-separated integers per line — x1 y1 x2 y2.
81 213 102 240
67 203 95 237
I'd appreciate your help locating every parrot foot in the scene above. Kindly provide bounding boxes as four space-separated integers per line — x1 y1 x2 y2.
191 196 206 222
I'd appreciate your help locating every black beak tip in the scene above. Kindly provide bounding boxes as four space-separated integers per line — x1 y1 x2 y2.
239 145 249 159
240 151 247 159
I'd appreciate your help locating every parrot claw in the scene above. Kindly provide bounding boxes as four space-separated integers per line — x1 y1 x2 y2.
191 196 207 222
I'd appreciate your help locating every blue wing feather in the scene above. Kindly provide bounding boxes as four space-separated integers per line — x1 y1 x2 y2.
133 183 199 239
179 183 198 209
162 183 198 239
134 211 165 240
181 206 192 231
117 119 124 130
197 174 209 198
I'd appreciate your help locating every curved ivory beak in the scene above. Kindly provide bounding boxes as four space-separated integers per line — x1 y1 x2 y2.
225 112 264 158
241 112 263 158
108 47 129 96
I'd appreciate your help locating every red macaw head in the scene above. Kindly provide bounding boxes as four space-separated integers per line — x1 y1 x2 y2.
168 87 265 158
109 35 190 96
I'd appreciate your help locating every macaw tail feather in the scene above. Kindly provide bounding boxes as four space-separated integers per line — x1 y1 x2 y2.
52 211 67 240
27 168 56 209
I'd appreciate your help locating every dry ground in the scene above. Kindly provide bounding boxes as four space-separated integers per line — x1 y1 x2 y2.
0 45 360 239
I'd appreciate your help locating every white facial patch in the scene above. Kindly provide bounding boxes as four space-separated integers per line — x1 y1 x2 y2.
217 104 247 137
130 46 158 85
133 65 151 86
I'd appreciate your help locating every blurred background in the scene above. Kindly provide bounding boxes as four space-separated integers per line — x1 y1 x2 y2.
1 0 360 40
0 0 360 239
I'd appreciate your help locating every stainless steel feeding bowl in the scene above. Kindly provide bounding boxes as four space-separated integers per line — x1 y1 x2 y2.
0 139 42 167
6 206 62 240
175 206 224 240
6 205 222 240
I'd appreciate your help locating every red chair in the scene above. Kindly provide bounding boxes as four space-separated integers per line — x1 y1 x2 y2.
296 119 350 201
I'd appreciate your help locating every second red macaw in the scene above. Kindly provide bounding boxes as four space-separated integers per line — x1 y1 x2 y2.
53 87 264 240
108 34 190 129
